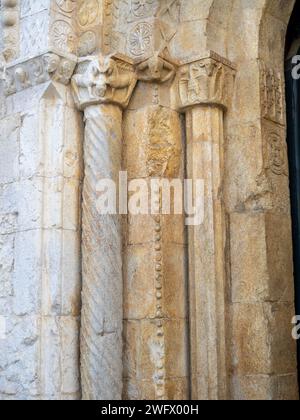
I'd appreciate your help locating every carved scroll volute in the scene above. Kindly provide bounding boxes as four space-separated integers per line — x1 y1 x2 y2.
175 53 236 111
71 54 137 111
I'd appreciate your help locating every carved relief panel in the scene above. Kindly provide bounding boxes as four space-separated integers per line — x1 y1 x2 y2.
262 120 290 214
260 63 285 126
18 0 77 59
259 62 289 214
107 0 180 60
128 0 158 20
75 0 125 57
77 0 102 56
264 129 288 177
72 0 181 60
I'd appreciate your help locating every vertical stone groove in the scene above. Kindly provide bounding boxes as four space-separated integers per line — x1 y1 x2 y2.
186 106 227 400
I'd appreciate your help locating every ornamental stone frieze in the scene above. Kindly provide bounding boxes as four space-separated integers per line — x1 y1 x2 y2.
0 48 182 100
1 49 77 95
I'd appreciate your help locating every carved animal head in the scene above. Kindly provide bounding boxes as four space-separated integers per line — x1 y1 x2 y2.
43 54 60 74
147 53 164 79
88 56 118 98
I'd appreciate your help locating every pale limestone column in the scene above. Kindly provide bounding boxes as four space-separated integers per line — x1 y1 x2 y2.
123 55 189 400
72 54 137 400
176 52 235 400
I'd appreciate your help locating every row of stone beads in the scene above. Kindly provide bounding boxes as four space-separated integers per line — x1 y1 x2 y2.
1 0 19 62
103 0 115 53
152 83 159 105
153 191 166 400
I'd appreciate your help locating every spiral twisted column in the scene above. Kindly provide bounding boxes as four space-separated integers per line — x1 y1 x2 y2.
72 54 136 400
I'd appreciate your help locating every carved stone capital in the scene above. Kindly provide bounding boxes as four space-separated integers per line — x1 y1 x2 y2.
1 49 77 96
71 54 137 111
175 51 236 112
136 53 177 84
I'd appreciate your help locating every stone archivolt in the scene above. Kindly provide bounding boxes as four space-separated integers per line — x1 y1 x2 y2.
105 0 180 61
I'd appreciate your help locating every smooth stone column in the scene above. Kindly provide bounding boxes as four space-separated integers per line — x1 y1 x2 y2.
186 104 226 400
176 52 235 400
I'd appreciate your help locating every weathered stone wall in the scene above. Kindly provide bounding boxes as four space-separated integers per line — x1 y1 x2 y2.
0 0 298 400
225 0 298 400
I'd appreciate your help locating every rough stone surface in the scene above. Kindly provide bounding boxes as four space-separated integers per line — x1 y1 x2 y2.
123 105 188 400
